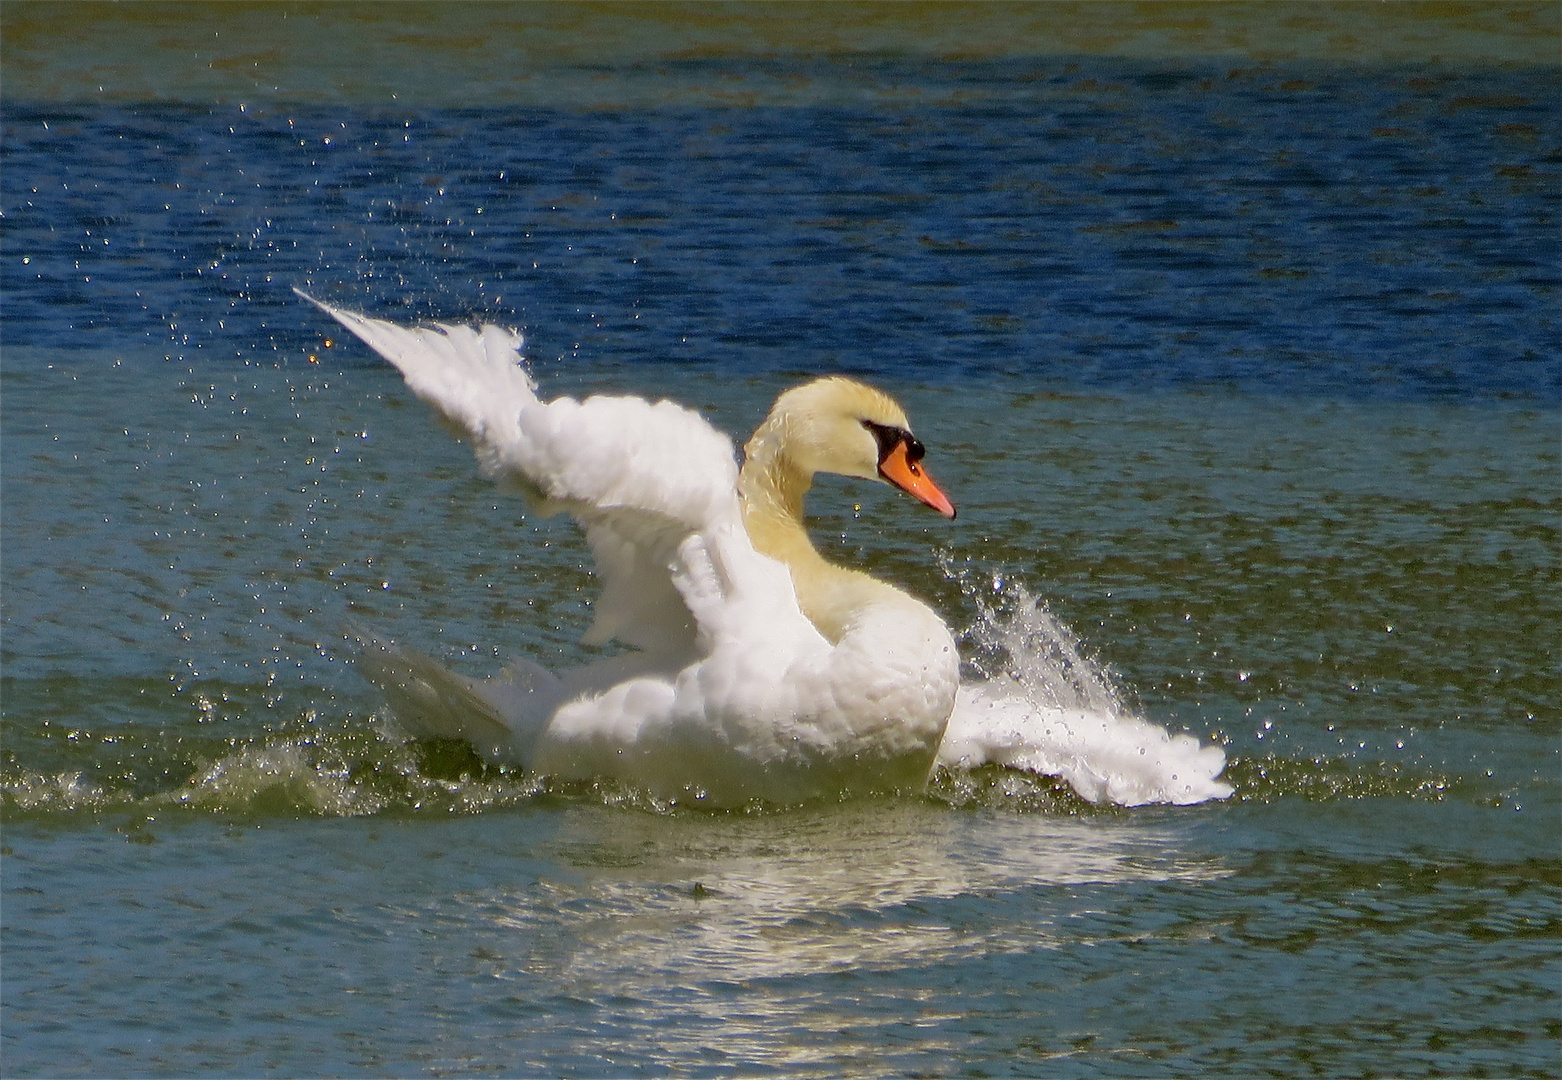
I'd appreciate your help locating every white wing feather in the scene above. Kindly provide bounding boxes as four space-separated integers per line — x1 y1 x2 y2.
297 291 739 650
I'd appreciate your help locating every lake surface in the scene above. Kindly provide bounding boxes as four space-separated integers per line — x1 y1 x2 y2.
2 9 1558 1077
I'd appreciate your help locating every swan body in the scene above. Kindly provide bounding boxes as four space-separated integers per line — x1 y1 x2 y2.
300 292 960 805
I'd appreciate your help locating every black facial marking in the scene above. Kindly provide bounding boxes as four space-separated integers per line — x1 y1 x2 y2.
861 419 925 467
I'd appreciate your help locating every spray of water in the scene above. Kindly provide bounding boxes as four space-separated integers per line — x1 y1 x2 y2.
936 564 1233 806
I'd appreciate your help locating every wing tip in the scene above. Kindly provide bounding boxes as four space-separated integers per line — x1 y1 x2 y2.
293 286 329 312
294 287 525 355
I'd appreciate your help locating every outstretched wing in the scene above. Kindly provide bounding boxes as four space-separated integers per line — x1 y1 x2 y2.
299 291 743 651
296 289 536 475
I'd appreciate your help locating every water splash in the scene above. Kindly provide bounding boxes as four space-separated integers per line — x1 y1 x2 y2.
169 741 387 817
936 566 1234 806
960 570 1125 717
0 712 545 821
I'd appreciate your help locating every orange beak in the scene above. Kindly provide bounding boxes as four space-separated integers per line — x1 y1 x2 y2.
879 438 956 519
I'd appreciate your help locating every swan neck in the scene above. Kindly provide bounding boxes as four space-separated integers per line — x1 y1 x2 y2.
739 428 813 528
741 424 909 644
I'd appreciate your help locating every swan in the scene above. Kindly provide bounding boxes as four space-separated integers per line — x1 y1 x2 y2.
298 291 961 806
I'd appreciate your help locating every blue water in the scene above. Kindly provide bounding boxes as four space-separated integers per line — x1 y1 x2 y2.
3 43 1559 1079
4 62 1556 399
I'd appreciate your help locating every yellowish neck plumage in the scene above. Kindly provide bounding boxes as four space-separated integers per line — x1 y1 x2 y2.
738 418 905 644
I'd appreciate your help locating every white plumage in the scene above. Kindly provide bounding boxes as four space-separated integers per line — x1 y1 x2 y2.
299 291 961 806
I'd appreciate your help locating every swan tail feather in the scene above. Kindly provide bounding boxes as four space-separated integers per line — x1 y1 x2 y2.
350 628 519 761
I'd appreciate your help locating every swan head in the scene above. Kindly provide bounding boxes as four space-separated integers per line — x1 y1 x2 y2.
747 377 956 518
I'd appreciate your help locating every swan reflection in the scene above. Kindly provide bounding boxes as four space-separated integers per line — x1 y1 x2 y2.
464 802 1225 993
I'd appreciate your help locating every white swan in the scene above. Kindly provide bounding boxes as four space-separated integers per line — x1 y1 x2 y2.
299 291 961 806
